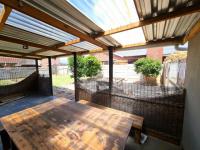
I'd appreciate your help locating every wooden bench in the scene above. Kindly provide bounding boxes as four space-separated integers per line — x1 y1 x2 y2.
78 100 144 144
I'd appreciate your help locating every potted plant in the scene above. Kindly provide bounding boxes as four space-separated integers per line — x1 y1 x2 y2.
134 58 162 85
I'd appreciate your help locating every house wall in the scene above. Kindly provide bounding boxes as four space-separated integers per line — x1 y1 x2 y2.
147 47 163 62
182 33 200 150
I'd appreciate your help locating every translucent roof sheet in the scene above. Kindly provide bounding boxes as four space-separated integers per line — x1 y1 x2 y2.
67 0 145 45
6 10 78 42
73 41 100 50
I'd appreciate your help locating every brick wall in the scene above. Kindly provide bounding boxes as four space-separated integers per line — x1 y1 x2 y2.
147 47 163 62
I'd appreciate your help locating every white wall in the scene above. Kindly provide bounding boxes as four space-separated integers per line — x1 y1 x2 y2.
102 64 140 79
182 33 200 150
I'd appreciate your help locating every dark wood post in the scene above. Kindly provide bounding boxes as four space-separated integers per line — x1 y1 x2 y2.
109 46 113 91
35 59 39 75
108 47 113 107
73 52 78 102
48 57 53 96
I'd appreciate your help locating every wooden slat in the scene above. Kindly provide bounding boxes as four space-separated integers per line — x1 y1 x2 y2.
1 98 133 150
78 100 144 129
183 19 200 43
0 49 44 58
95 5 200 37
0 53 42 60
0 5 12 31
0 35 71 54
0 0 108 50
29 39 84 55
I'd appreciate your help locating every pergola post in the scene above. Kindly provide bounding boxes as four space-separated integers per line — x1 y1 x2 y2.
35 58 39 75
48 57 53 96
73 52 78 102
109 47 113 91
108 47 113 107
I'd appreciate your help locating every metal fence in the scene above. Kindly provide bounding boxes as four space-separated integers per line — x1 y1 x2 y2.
0 67 36 86
77 78 185 143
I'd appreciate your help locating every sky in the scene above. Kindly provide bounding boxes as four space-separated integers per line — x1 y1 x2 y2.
67 0 146 45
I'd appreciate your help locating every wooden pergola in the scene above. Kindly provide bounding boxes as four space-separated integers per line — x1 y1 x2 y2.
0 0 200 101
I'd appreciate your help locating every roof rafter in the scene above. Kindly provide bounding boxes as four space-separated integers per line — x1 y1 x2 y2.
0 49 44 58
0 53 42 60
51 4 200 48
95 4 200 37
0 35 71 54
54 37 184 58
28 38 84 55
0 0 108 50
0 5 12 31
183 19 200 43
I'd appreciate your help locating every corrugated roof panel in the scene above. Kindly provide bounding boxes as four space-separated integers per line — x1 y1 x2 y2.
37 51 64 56
111 28 146 45
68 0 140 31
0 25 61 46
96 37 121 47
73 41 100 50
6 10 78 42
0 40 40 53
60 45 86 52
67 0 144 45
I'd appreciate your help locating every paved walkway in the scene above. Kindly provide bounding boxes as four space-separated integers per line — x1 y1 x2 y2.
53 86 75 101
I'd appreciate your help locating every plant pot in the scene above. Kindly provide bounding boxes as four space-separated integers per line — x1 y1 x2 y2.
144 76 157 85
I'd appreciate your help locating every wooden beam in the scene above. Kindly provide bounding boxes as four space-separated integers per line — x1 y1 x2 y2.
0 35 71 54
48 57 53 96
0 49 44 58
30 38 83 55
0 0 108 50
0 5 12 31
95 5 200 37
73 52 78 102
0 53 42 60
183 19 200 43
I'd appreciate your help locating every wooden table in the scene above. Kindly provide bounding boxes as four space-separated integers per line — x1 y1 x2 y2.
0 98 133 150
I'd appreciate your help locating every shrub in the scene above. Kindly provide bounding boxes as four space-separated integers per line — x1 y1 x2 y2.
68 55 101 78
84 56 101 77
68 55 85 78
134 58 162 77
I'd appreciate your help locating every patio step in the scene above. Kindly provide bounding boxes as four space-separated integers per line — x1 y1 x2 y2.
78 99 144 144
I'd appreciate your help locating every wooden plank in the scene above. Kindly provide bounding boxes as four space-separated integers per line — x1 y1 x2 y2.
0 48 44 58
78 100 144 130
95 5 200 37
1 98 133 150
183 19 200 43
0 53 42 60
0 35 71 54
0 0 108 50
0 5 12 31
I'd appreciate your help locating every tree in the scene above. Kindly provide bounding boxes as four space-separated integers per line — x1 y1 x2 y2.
134 58 162 77
84 56 101 77
68 55 101 79
68 55 85 78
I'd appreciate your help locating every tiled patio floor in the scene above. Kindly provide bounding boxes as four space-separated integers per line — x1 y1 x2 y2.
0 91 181 150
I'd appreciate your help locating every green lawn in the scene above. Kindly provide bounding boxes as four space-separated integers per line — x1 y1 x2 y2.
53 75 73 87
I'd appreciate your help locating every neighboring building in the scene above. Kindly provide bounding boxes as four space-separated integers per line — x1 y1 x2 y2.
92 46 176 64
0 57 35 67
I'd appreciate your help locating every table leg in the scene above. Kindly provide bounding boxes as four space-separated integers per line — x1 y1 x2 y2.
134 129 141 144
0 130 11 150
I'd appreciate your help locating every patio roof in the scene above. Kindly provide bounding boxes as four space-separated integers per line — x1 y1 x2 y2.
0 0 199 59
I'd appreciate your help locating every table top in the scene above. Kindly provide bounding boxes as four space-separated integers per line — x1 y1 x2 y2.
0 98 133 150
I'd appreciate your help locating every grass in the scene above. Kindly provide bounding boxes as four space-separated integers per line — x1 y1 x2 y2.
0 79 19 86
53 74 73 88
